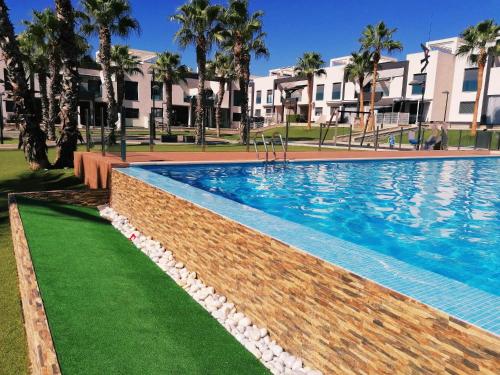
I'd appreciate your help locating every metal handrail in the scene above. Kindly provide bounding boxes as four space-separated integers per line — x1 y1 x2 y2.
272 132 286 159
261 133 269 162
253 134 259 159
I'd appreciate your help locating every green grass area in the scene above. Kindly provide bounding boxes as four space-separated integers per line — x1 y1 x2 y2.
105 143 316 153
17 197 269 375
0 149 84 375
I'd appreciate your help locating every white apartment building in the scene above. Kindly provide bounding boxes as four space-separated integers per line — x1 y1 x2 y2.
250 36 500 128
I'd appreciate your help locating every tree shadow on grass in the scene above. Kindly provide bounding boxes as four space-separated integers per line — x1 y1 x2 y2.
15 196 108 226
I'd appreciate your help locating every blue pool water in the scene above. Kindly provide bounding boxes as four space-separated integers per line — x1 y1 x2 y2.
141 157 500 296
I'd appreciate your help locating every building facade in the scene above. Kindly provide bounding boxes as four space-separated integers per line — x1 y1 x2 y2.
250 36 500 128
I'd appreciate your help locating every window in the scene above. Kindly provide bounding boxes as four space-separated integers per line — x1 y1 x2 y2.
255 109 261 117
151 82 163 100
411 74 426 95
124 81 138 101
232 112 241 121
233 90 242 106
462 68 478 92
256 90 261 104
331 83 341 100
5 100 15 112
125 108 139 118
316 84 324 101
314 107 323 116
87 79 102 98
266 89 272 104
151 107 163 118
265 108 272 115
459 101 475 114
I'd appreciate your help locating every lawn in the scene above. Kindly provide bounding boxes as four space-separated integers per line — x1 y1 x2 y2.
16 197 269 375
0 149 83 375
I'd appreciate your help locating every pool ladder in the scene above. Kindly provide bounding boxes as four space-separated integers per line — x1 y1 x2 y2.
253 133 286 162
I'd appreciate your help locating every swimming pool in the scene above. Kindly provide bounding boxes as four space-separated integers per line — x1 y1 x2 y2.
121 156 500 333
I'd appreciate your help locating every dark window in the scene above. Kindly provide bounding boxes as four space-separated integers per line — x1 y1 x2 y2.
151 107 163 118
316 84 324 101
265 108 272 114
5 100 15 112
124 81 138 101
233 90 242 106
459 101 475 114
87 79 102 98
3 69 12 91
331 83 341 100
266 89 272 103
255 109 261 116
462 68 478 92
411 73 426 95
314 107 323 116
125 108 139 118
256 90 261 104
151 81 163 100
232 112 241 121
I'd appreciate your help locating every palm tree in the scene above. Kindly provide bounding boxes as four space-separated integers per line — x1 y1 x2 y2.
344 51 373 129
110 45 143 115
207 51 235 136
171 0 221 145
22 8 60 141
359 21 403 131
294 52 326 130
80 0 140 144
150 51 189 134
218 0 269 144
456 20 499 135
18 32 50 136
0 0 49 169
53 0 85 168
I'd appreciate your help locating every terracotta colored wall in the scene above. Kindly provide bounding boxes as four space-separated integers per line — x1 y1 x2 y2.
111 170 499 375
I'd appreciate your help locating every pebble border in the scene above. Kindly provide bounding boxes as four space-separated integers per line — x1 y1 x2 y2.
99 205 322 375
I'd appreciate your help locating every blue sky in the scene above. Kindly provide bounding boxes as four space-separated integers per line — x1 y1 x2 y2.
7 0 499 75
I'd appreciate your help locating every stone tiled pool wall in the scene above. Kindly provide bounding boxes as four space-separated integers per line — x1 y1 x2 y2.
111 169 499 374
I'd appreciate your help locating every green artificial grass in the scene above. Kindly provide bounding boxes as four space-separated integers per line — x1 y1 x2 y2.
17 197 270 375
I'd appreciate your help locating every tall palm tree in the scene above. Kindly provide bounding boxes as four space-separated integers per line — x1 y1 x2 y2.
18 32 50 136
110 45 143 114
171 0 221 145
456 20 499 135
53 0 84 168
218 0 269 144
80 0 140 144
150 51 189 134
359 21 403 131
22 8 61 141
344 51 373 129
207 51 235 136
0 0 49 169
294 52 326 130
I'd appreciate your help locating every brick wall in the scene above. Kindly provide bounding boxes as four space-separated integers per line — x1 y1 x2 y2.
111 170 499 374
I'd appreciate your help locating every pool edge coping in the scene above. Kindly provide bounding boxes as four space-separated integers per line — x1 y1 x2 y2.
114 162 500 338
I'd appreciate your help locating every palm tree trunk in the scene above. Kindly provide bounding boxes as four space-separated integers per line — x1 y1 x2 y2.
53 0 81 168
471 57 485 136
165 79 173 134
359 78 365 130
0 0 49 169
195 42 206 145
216 79 225 137
38 72 50 136
239 62 250 145
369 61 378 131
99 26 117 145
47 51 61 141
307 73 313 129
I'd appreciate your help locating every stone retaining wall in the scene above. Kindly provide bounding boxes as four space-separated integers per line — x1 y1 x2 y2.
8 190 109 375
111 169 500 375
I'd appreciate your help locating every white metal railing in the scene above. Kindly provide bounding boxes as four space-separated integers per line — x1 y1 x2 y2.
376 112 410 126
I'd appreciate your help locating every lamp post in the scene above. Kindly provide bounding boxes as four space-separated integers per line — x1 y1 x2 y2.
442 90 450 124
409 79 426 150
0 92 4 144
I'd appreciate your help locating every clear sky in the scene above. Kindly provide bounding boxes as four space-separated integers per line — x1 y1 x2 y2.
6 0 500 76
